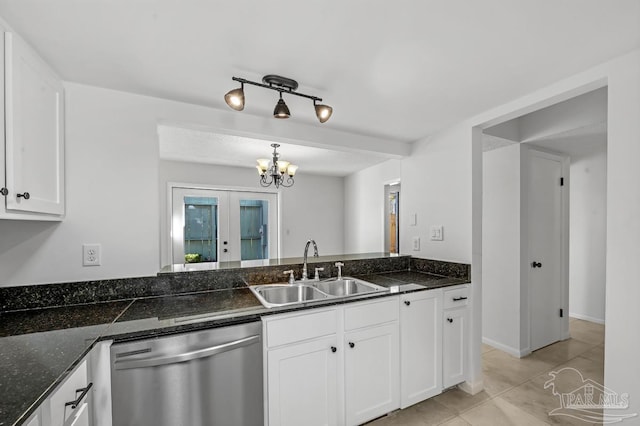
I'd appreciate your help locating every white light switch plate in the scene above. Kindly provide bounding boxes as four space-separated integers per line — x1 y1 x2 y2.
430 226 444 241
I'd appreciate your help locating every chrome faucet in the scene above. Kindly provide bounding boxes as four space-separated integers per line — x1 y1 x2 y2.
302 239 319 280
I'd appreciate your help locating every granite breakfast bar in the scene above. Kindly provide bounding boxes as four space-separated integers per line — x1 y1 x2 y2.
0 254 470 426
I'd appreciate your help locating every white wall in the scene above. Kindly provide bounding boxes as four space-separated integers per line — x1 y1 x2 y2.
0 82 348 286
400 125 472 262
466 50 640 419
159 160 345 262
344 159 400 253
481 144 522 355
567 142 607 323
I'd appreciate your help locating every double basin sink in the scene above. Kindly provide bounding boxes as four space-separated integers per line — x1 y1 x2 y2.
249 277 388 308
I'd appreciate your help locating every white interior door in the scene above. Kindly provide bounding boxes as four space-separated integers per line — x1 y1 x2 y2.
528 149 566 351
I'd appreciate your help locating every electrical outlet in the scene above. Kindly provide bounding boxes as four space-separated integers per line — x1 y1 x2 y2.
412 236 420 251
83 244 101 266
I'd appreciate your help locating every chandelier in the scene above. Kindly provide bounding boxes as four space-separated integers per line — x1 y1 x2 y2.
256 144 298 188
225 74 333 123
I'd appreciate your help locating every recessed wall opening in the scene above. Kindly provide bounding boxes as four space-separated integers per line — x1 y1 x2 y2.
480 86 607 360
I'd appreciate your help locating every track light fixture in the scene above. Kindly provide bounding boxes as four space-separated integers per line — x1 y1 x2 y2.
224 75 333 123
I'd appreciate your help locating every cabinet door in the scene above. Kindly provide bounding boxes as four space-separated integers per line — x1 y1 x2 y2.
344 323 399 426
443 307 468 388
88 341 112 426
66 403 89 426
400 290 442 408
5 31 64 216
267 336 339 426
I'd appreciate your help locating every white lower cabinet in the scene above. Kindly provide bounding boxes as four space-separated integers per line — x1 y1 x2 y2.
344 323 399 425
88 341 113 426
442 285 470 388
267 335 339 426
400 289 443 408
21 340 113 426
263 297 400 426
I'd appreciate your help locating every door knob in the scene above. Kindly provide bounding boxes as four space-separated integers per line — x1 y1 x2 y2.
0 188 8 196
404 300 411 306
223 248 228 253
447 318 453 323
349 342 355 348
531 261 542 268
17 192 30 200
331 346 337 353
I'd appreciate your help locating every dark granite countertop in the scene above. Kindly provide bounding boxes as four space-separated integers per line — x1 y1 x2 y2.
0 270 469 426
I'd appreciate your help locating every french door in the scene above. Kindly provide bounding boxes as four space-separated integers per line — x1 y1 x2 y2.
171 187 278 264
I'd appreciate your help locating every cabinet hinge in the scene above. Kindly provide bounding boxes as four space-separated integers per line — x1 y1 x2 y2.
560 308 564 318
560 177 564 186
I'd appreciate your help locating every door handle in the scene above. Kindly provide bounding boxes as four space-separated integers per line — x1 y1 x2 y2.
65 383 93 409
531 261 542 268
114 335 260 370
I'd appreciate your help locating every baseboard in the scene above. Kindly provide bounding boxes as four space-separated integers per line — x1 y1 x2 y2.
482 337 530 358
459 378 484 395
569 312 605 325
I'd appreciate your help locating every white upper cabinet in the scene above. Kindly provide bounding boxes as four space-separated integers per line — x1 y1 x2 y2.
1 30 65 219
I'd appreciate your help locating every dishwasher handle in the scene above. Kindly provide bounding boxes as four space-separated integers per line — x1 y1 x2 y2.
114 334 260 370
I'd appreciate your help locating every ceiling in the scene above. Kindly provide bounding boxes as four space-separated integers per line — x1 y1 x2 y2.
0 1 636 175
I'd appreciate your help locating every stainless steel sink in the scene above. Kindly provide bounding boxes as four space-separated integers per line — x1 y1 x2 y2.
313 278 385 297
250 284 329 308
249 277 387 308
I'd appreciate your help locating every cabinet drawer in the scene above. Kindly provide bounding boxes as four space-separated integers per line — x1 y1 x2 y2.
265 308 338 348
344 297 398 331
443 286 469 309
49 360 88 426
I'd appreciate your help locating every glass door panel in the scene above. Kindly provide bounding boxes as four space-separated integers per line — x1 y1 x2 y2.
230 192 278 262
171 188 229 264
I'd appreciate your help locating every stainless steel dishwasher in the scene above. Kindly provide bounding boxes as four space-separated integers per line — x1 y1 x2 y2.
110 321 263 426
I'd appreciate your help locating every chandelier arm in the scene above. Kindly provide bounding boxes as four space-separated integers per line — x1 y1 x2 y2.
232 76 323 103
281 176 295 187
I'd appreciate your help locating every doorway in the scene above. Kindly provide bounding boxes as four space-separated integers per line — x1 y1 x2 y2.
384 183 401 254
170 186 278 264
480 86 607 358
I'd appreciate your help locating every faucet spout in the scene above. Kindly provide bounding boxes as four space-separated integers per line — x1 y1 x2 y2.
302 239 319 280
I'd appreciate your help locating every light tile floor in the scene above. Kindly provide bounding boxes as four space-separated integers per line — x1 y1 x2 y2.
368 318 605 425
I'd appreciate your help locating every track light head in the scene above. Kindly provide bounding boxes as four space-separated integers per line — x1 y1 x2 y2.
314 103 333 123
224 84 245 111
273 93 290 119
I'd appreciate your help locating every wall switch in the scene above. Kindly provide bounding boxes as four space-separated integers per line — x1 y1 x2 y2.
412 236 420 251
430 226 444 241
83 244 101 266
